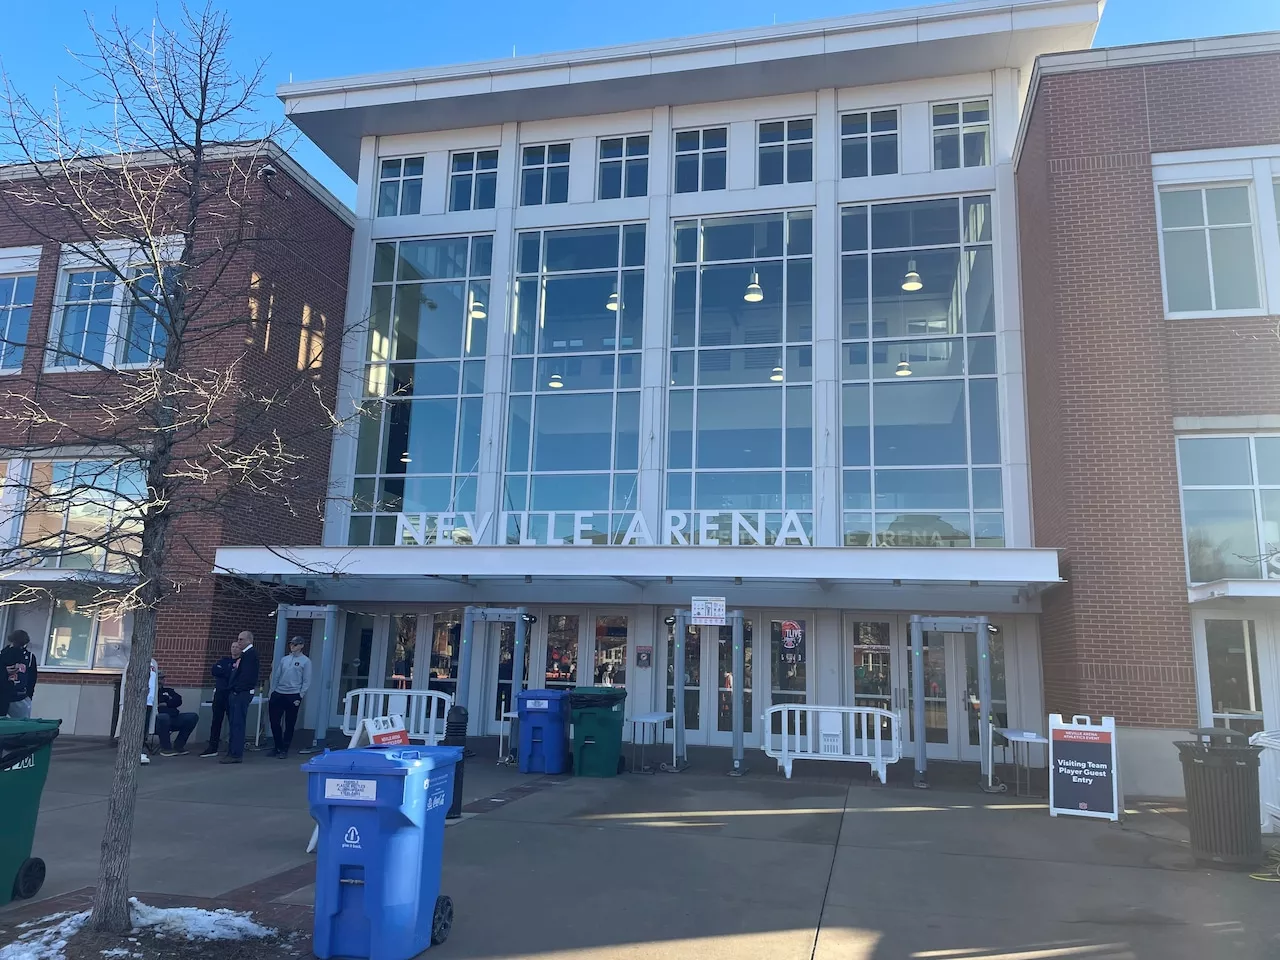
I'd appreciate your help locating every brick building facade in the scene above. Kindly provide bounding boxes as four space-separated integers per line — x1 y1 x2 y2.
1017 34 1280 795
0 143 352 736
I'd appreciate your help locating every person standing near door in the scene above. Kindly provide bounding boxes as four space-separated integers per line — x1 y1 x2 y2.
221 630 259 764
268 637 311 758
200 637 241 758
1 630 38 719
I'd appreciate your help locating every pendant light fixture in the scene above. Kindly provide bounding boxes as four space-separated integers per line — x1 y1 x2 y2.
468 292 487 320
901 260 923 292
400 450 413 464
894 356 913 377
743 271 764 303
770 366 784 382
606 288 620 312
548 372 564 389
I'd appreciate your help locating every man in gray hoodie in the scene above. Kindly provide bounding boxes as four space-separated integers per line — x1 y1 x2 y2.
268 637 312 758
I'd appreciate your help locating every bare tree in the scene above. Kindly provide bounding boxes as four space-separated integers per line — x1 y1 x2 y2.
0 4 350 932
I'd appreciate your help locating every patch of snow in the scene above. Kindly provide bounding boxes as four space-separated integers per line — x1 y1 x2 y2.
99 949 131 958
0 910 88 960
127 900 275 942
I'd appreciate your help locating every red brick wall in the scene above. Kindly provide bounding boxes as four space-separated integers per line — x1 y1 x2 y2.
1017 51 1280 728
0 152 351 688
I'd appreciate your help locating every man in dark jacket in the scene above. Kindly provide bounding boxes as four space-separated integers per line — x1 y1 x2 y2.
221 630 259 764
199 638 241 758
2 630 39 719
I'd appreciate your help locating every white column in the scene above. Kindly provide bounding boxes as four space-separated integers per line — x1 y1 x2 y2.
991 69 1032 548
812 89 841 547
627 605 657 737
475 122 522 543
323 136 379 546
637 106 673 543
813 608 842 707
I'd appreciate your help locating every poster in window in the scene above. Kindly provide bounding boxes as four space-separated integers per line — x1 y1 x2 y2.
775 619 805 665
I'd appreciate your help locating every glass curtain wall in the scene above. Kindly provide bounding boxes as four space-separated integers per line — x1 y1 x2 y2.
350 235 492 545
668 211 815 543
505 224 646 544
839 196 1001 547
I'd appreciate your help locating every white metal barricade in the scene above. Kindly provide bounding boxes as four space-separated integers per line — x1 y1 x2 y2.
1250 730 1280 834
761 704 902 782
341 688 453 745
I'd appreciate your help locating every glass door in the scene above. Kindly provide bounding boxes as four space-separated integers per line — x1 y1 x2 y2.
711 619 754 746
591 614 629 688
1197 617 1276 737
845 618 899 741
958 628 1007 761
542 613 581 691
331 612 380 726
765 614 811 739
491 620 532 730
666 619 702 736
428 608 463 701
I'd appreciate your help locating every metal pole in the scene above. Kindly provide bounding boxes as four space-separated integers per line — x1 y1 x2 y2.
673 611 689 770
729 611 746 777
456 606 478 710
511 607 528 699
272 605 289 679
909 614 928 789
976 616 994 790
307 605 340 752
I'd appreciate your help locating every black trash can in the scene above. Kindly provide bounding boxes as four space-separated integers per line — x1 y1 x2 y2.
1176 729 1264 869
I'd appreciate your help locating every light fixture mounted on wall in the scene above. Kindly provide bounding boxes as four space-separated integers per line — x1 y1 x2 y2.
901 260 923 292
743 271 764 303
547 373 564 389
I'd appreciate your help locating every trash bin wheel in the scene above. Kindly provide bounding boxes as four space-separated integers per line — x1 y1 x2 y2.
13 858 45 900
431 894 453 945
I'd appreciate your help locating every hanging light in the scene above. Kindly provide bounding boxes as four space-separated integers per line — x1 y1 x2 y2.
548 373 564 389
901 259 923 292
895 356 913 377
606 289 620 312
743 271 764 303
468 292 487 320
770 366 784 382
399 451 413 464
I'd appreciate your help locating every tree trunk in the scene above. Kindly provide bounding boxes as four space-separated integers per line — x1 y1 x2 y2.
89 605 159 932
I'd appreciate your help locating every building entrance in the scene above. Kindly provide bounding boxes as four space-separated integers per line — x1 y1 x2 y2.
844 615 1007 763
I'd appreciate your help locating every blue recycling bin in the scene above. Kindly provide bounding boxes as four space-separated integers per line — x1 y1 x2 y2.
305 746 463 960
517 689 571 774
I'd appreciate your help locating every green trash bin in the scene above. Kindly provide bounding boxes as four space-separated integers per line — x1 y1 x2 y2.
0 717 61 905
569 687 627 778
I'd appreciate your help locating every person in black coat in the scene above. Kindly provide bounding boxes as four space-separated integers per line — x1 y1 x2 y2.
2 630 39 719
154 678 199 756
221 630 260 764
199 637 241 758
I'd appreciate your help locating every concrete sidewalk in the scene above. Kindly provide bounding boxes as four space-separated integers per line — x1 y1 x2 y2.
7 739 1280 959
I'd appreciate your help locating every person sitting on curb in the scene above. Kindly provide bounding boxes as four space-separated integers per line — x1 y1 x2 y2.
155 676 199 757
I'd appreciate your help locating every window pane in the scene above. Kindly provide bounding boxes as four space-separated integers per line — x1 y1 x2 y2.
696 387 782 468
668 391 693 468
874 380 967 465
475 172 497 210
398 238 469 281
969 379 1000 464
787 143 812 183
399 399 457 474
974 467 1002 509
842 383 869 466
615 391 640 470
962 128 989 167
1183 489 1260 581
870 135 897 176
842 113 869 136
667 472 691 509
1255 437 1280 484
932 103 959 127
1205 186 1251 225
870 110 897 133
675 154 699 193
875 469 969 509
399 180 422 215
376 182 399 217
599 162 622 200
873 199 959 248
697 347 782 386
456 397 483 474
841 206 868 252
1205 621 1263 729
625 158 648 197
700 263 783 346
522 168 544 206
1161 190 1205 228
967 337 996 375
759 122 784 144
623 224 647 267
934 132 959 170
703 214 785 261
675 131 700 152
1209 227 1260 310
548 143 571 164
1163 231 1212 312
703 128 727 149
533 392 613 471
786 385 812 467
841 254 868 340
1178 437 1252 485
842 137 868 179
546 166 569 204
47 604 94 668
506 395 531 471
695 472 782 511
877 512 971 547
449 175 472 212
872 249 962 339
541 274 618 353
965 247 995 333
531 474 610 510
402 158 424 177
759 145 784 186
703 152 727 191
874 338 963 379
545 227 620 272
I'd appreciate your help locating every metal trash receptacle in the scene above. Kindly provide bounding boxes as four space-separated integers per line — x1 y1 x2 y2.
569 687 628 778
517 689 571 774
306 745 462 960
0 718 60 905
1176 728 1264 869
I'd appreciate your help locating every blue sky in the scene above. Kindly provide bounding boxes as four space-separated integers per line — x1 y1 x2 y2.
3 0 1279 206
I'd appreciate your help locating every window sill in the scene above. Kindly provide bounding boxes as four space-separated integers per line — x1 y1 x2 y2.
42 362 161 373
38 666 124 676
1166 309 1272 321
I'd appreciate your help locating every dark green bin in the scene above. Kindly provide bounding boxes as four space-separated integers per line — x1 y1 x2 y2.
0 717 60 904
569 687 627 777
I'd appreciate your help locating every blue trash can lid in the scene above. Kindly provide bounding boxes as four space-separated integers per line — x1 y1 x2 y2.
517 689 571 702
302 745 463 775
